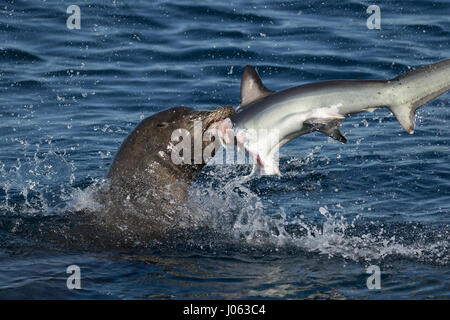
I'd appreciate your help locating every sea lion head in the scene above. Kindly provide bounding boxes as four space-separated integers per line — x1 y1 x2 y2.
153 105 236 178
108 105 235 183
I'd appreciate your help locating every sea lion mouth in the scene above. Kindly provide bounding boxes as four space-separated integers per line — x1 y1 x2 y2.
203 105 235 132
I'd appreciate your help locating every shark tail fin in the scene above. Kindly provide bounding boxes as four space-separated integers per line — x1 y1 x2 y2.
388 104 418 134
388 88 447 134
388 59 450 134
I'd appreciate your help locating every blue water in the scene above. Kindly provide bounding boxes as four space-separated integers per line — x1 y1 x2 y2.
0 0 449 299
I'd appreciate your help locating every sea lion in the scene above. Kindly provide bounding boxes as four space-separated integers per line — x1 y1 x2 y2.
96 106 235 243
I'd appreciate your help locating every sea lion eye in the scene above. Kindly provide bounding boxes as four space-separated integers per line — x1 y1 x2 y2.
157 122 168 128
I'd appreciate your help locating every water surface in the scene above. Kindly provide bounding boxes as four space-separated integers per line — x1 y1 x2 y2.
0 0 449 299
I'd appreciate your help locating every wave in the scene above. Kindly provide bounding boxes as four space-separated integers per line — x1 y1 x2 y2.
0 48 43 63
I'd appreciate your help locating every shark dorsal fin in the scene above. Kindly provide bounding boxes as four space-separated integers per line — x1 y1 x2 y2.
239 65 274 110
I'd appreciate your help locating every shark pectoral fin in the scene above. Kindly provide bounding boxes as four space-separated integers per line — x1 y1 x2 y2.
305 118 347 144
320 126 347 144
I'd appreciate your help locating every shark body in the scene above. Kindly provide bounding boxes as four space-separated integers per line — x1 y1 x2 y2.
216 59 450 175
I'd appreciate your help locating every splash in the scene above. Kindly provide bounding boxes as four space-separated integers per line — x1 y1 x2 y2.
0 138 77 215
189 164 449 265
1 138 447 265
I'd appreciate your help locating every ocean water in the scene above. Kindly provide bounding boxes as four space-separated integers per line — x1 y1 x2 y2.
0 0 449 299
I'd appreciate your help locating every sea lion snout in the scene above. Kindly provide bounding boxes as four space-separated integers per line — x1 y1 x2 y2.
197 105 235 133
